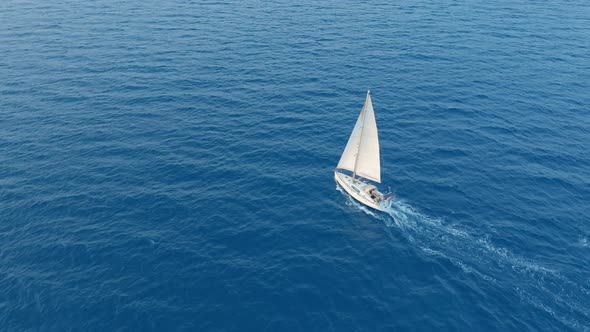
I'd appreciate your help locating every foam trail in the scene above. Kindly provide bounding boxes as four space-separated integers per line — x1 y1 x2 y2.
382 199 590 331
337 189 590 330
384 200 557 276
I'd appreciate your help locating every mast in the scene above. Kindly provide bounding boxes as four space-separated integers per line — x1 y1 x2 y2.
352 90 370 180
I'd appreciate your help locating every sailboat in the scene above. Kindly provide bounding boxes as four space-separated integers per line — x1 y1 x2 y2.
335 90 393 211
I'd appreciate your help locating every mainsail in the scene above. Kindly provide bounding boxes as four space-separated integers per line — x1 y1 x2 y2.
337 91 381 183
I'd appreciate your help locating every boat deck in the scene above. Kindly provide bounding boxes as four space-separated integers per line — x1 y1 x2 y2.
334 171 390 211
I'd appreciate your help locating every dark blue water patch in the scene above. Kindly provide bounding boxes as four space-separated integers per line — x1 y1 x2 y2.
1 0 590 331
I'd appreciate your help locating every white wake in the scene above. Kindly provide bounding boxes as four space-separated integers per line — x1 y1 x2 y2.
336 186 590 331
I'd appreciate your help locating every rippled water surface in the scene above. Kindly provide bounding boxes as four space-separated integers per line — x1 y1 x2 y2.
1 0 590 331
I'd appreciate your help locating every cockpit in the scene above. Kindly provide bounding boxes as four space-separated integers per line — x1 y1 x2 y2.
363 185 383 203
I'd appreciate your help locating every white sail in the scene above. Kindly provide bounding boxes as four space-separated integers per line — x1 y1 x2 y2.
336 102 365 174
337 91 381 183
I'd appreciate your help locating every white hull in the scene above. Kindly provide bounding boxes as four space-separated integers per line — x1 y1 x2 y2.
334 171 391 212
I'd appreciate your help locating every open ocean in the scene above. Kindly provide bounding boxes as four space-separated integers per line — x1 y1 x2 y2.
1 0 590 331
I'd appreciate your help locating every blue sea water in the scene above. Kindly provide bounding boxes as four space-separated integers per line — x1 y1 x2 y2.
1 0 590 330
